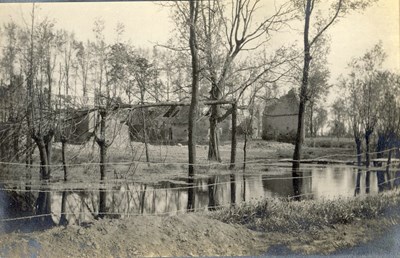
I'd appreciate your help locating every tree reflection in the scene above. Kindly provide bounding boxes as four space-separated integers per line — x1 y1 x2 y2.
208 176 216 211
187 176 195 211
230 174 236 206
292 172 302 201
35 183 53 227
140 184 147 214
59 190 68 225
365 170 370 194
242 174 246 202
376 169 385 193
354 169 361 196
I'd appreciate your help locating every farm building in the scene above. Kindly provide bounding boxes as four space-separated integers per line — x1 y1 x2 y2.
54 108 130 146
262 89 303 143
126 106 209 144
126 105 232 145
125 107 172 143
55 109 93 145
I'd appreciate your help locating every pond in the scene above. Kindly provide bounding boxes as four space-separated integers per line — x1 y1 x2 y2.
0 164 399 231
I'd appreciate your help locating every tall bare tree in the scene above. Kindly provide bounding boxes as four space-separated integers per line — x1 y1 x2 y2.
169 0 295 161
187 0 200 211
200 0 295 161
291 0 377 174
344 42 387 194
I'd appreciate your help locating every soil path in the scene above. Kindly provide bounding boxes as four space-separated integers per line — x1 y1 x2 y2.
334 224 400 257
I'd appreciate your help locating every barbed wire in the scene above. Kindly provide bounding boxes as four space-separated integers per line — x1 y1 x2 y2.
1 187 397 223
0 146 398 168
0 174 315 193
0 155 398 188
1 173 398 199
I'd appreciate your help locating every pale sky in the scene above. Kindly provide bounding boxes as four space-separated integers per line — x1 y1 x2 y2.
0 0 399 99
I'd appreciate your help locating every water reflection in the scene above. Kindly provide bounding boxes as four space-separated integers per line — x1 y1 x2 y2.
0 165 398 227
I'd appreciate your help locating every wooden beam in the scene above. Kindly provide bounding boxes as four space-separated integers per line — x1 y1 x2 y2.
115 99 236 110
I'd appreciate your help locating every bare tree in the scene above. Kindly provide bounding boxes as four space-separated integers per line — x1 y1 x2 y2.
18 3 61 223
200 0 295 161
344 43 387 194
0 22 25 162
169 0 295 162
91 18 111 217
131 55 158 164
291 0 377 173
187 0 200 211
374 71 400 190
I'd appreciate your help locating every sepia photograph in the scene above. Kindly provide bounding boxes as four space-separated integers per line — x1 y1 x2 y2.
0 0 399 256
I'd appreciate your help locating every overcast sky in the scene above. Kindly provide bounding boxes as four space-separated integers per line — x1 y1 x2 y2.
0 0 399 98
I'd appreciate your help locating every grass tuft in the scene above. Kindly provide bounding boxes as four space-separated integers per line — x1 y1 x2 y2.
210 191 400 233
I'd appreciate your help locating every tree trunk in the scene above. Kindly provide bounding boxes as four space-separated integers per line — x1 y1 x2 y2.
354 136 362 196
59 138 69 225
309 102 316 147
229 103 237 170
45 133 53 178
385 149 392 190
34 134 54 220
309 102 314 137
12 123 20 161
292 0 312 173
376 134 385 159
244 101 255 170
243 133 248 170
35 138 50 180
99 141 107 217
365 130 372 194
61 139 68 181
208 108 221 162
25 134 33 191
187 0 199 212
97 110 108 218
141 105 150 165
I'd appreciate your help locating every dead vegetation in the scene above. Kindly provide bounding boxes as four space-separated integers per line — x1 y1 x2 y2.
211 189 400 233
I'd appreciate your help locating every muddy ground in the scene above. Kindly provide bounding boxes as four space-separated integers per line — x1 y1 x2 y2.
0 213 397 257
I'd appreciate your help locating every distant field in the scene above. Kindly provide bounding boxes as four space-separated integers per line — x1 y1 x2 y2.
304 137 354 149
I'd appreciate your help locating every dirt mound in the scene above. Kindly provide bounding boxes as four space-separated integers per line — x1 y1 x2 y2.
1 212 397 257
0 214 267 257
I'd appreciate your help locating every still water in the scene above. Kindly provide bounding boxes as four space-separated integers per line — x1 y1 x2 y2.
0 164 398 227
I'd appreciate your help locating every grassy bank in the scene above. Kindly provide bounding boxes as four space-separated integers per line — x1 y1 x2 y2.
211 190 400 233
